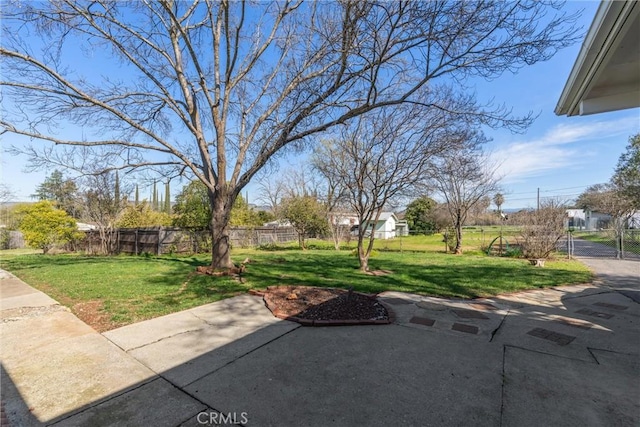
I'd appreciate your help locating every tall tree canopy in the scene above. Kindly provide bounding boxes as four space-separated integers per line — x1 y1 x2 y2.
1 0 579 268
173 180 264 228
33 170 78 217
576 133 640 236
612 133 640 209
405 197 437 234
172 181 212 228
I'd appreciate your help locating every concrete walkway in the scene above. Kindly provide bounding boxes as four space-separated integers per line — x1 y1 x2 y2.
1 258 638 426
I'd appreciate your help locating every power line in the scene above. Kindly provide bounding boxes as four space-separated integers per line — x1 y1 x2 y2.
503 193 583 203
540 185 592 193
506 184 592 196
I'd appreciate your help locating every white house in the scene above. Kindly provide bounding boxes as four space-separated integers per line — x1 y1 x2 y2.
328 212 359 227
565 208 639 230
360 212 401 240
76 222 97 231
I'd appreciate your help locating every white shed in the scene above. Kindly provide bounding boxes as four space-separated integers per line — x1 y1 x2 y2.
362 212 399 240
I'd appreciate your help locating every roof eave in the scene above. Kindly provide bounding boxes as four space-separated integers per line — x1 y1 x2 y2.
555 1 637 116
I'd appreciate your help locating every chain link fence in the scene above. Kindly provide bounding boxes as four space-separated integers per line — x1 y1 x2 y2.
563 229 640 260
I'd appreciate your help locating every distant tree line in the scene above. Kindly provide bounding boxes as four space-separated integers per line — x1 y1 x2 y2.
4 171 275 254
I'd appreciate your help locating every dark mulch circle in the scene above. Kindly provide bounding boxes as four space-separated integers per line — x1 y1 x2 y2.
254 285 391 326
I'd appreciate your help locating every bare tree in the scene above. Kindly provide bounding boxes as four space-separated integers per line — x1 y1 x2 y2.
320 169 352 250
576 183 636 257
467 195 492 225
1 1 579 269
314 103 464 271
0 184 15 205
261 163 350 249
576 183 636 230
257 164 322 219
428 143 501 254
256 179 285 218
280 167 325 200
0 185 17 238
79 171 130 254
519 199 567 263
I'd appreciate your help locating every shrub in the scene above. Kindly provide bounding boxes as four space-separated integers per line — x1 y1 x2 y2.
504 247 523 258
520 201 566 260
17 201 83 254
443 228 456 253
257 242 281 251
0 229 11 250
117 202 173 228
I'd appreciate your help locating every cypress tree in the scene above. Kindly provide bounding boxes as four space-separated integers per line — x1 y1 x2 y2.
152 181 157 211
165 181 171 214
114 171 120 211
135 185 139 205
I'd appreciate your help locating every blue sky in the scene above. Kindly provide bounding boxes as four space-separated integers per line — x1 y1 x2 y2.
467 1 639 210
1 1 639 209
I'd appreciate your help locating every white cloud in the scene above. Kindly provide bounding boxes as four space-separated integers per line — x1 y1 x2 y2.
491 116 639 183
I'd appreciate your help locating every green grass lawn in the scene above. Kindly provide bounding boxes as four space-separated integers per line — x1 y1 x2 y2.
241 249 591 297
1 237 592 330
0 252 248 329
289 227 523 254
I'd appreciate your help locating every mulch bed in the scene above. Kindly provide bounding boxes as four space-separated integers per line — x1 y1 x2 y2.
252 285 392 326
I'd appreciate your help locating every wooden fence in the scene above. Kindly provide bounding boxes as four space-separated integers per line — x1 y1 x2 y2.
0 230 25 250
78 226 299 255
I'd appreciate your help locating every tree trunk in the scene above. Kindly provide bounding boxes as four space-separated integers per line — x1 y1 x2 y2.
357 232 368 271
298 231 306 250
357 230 376 272
209 191 234 270
454 212 463 255
329 219 340 250
358 246 369 272
99 227 107 255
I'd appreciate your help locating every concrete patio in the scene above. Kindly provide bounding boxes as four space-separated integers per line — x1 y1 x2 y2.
1 257 638 426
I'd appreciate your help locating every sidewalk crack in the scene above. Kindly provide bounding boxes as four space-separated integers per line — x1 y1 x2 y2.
490 310 510 342
104 327 205 353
